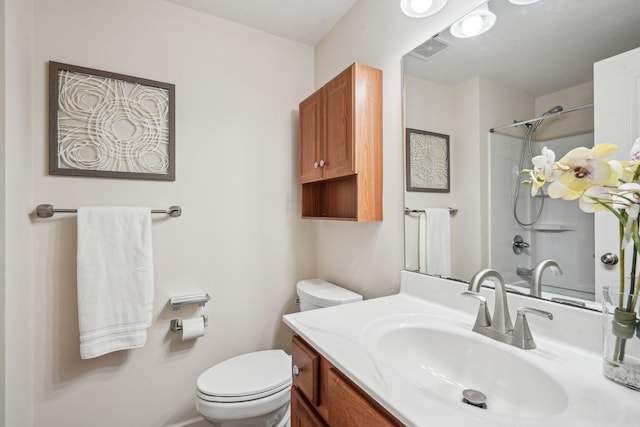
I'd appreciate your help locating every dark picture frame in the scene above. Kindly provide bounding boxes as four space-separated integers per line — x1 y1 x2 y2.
405 128 450 192
49 61 176 181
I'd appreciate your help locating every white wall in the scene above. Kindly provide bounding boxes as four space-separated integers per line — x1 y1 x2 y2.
25 0 315 425
313 0 486 297
403 74 486 281
535 81 594 141
403 75 458 272
3 0 34 425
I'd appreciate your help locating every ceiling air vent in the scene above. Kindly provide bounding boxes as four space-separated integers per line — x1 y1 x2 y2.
408 36 449 61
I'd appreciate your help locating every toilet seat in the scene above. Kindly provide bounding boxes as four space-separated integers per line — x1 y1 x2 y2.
197 350 292 403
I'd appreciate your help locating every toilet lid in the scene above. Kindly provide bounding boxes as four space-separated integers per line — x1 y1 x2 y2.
197 350 292 401
297 279 362 307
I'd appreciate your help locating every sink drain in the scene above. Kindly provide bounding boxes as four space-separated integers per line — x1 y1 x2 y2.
462 389 487 409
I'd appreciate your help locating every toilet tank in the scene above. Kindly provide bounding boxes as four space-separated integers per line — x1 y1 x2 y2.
296 279 363 312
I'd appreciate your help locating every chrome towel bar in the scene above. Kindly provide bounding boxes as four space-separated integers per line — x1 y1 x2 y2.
404 207 457 216
35 204 182 218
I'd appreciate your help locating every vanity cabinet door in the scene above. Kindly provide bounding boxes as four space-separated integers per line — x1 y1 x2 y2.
299 89 324 184
327 368 404 427
292 335 320 406
291 386 329 427
290 335 404 427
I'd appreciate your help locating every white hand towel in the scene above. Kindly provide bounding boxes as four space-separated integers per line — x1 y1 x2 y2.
404 213 420 271
77 207 154 359
418 213 428 274
418 208 452 277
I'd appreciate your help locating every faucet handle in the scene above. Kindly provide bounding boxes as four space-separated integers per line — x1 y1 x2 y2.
512 307 553 350
461 291 491 328
516 267 533 277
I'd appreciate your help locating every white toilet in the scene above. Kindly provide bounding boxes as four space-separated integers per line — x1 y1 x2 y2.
195 279 362 427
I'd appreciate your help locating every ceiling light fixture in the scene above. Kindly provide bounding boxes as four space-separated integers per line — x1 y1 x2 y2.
449 3 496 38
400 0 448 18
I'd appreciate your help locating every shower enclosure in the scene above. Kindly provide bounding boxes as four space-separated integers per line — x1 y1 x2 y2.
489 105 595 300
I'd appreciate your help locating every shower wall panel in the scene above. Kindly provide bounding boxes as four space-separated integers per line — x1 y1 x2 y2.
533 133 595 299
489 133 532 286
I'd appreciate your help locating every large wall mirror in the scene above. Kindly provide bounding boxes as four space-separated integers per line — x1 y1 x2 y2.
402 0 640 308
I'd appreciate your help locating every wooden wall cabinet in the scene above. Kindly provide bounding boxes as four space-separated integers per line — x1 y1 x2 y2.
291 335 403 427
299 63 383 221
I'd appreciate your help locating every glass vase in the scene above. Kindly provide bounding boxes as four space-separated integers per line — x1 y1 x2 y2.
602 287 640 391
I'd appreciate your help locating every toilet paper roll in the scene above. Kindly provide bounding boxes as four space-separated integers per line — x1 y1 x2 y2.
181 316 205 341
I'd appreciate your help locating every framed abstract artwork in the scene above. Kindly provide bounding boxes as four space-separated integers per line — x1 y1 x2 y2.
405 128 450 192
49 61 176 181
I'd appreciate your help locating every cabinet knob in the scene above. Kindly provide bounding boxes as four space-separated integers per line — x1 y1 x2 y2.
313 162 319 168
319 159 325 167
292 365 304 376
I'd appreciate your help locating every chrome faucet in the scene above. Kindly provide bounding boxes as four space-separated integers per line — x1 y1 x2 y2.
467 269 513 334
531 259 563 298
462 268 553 350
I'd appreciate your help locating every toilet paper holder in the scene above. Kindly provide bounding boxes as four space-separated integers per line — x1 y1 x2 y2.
171 314 208 332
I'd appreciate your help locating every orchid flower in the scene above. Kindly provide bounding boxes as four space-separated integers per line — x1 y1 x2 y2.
578 185 610 213
612 182 640 211
631 137 640 161
527 146 556 196
524 141 640 366
610 183 640 246
547 144 620 200
531 146 555 179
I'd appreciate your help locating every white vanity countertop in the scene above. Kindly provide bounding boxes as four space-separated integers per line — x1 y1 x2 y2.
282 271 640 427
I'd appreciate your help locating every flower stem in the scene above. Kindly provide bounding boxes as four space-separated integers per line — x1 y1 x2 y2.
628 245 637 311
620 221 626 306
615 221 625 361
614 337 622 361
619 246 637 361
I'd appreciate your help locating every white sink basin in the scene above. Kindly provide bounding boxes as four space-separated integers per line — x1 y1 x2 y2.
361 314 568 418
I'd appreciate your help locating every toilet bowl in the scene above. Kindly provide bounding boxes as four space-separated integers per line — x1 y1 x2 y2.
195 279 362 426
196 350 292 427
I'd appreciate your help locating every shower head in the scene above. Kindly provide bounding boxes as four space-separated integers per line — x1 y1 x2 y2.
520 105 564 133
544 105 563 115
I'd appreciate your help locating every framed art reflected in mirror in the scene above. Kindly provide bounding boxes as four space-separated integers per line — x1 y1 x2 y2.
405 128 449 192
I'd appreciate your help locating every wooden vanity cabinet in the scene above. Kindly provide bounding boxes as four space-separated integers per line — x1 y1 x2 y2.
291 335 404 427
291 387 328 427
299 63 382 221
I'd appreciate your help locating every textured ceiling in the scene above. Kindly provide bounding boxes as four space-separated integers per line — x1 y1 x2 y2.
166 0 640 97
403 0 640 97
166 0 358 46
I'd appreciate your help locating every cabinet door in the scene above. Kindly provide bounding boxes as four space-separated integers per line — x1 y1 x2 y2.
292 335 320 405
300 90 323 184
291 386 328 427
328 368 404 427
323 67 355 180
